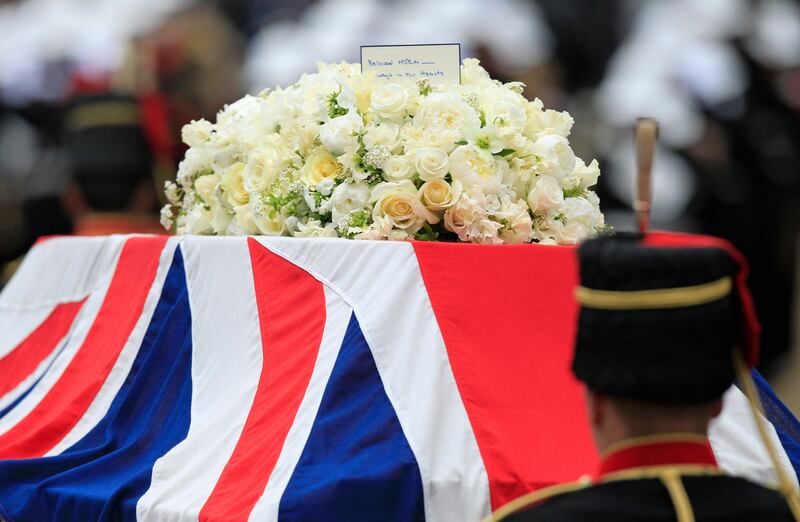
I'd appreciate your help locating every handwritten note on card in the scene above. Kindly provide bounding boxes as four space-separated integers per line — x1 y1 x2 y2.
361 44 461 84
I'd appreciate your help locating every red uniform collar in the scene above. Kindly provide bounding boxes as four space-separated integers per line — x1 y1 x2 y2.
599 434 718 477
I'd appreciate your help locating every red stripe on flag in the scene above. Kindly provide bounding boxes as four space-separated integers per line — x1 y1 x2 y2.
0 236 167 459
199 238 326 522
412 242 598 509
0 299 86 399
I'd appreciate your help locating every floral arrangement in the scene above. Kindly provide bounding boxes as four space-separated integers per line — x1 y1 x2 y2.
161 59 605 244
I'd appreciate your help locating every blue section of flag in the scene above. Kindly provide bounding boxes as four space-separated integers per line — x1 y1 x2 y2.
279 312 426 522
753 369 800 483
0 248 193 522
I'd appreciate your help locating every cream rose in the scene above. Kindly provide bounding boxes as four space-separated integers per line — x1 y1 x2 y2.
527 175 564 212
382 155 415 182
320 111 362 155
370 180 426 234
370 84 409 120
418 179 463 220
448 144 501 192
301 148 340 185
413 148 449 181
251 199 285 236
194 173 220 205
221 162 249 206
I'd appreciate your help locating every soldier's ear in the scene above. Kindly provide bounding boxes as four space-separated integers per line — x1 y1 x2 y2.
710 398 724 419
585 388 605 427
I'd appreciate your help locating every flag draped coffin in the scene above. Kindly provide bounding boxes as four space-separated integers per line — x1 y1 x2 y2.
0 235 798 522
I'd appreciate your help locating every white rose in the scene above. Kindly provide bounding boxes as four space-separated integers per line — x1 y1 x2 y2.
448 144 502 192
532 134 576 180
243 149 280 193
370 180 426 234
181 205 213 235
229 203 258 235
331 181 371 224
370 84 409 119
364 122 401 152
382 155 415 182
320 111 362 156
413 148 449 181
527 175 564 212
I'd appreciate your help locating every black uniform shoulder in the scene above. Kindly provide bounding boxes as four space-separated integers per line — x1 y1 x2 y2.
499 474 794 522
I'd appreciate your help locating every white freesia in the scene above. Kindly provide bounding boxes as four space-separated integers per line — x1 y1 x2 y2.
413 148 449 181
320 111 363 155
163 59 604 244
527 175 564 212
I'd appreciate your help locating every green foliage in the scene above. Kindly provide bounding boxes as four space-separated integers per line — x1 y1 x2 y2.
563 186 584 198
415 222 440 241
326 87 349 119
495 148 515 157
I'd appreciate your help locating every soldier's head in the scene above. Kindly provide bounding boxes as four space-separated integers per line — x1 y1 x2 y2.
571 232 760 452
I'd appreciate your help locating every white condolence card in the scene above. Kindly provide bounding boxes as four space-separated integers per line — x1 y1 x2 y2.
361 44 461 84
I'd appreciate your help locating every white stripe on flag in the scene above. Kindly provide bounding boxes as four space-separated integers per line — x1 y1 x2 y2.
0 236 119 309
0 236 126 434
247 285 352 522
254 237 492 522
710 384 799 488
46 238 180 455
137 237 264 521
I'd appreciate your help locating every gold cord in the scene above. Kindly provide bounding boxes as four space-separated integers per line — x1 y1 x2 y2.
659 469 695 522
575 277 732 310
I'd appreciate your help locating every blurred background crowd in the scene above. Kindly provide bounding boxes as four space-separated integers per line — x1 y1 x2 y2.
0 0 798 401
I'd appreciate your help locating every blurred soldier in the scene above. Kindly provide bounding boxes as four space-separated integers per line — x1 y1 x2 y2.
490 233 799 521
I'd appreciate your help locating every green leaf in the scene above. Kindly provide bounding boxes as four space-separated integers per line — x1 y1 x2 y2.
479 110 486 128
563 186 584 198
495 148 515 157
454 139 468 146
